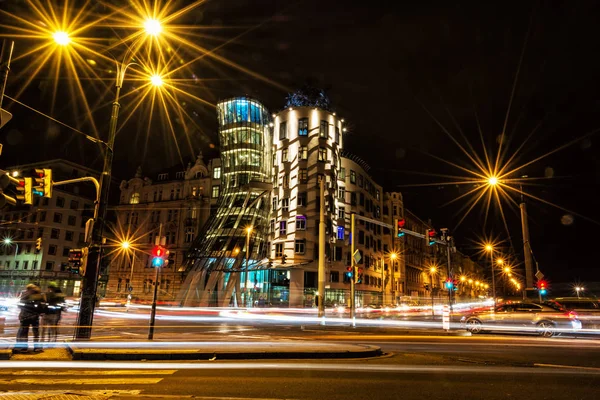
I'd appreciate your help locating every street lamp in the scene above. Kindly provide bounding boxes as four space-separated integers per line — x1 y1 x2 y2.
3 238 11 245
484 244 497 307
53 31 71 46
390 252 398 304
75 21 164 339
575 286 584 298
144 18 162 36
244 226 253 307
487 176 499 186
429 266 437 317
150 74 163 87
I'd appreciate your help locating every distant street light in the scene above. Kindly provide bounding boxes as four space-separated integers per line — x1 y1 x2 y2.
487 176 499 186
121 241 130 250
575 286 584 298
144 18 162 36
3 238 11 245
150 74 163 87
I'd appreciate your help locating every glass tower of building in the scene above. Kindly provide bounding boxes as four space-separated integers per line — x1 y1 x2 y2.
177 97 273 306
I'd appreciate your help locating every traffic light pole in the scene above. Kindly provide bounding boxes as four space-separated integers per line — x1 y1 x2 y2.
350 213 356 323
148 223 163 340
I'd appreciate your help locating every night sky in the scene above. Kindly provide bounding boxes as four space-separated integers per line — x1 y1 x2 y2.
1 0 599 284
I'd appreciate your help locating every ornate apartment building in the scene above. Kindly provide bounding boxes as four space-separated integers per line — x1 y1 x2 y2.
106 154 221 301
0 159 97 297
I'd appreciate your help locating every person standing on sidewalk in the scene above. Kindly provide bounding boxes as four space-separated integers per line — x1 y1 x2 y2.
15 283 45 353
42 282 65 343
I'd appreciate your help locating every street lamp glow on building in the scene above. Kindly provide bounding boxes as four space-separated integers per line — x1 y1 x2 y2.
53 31 71 46
144 19 162 36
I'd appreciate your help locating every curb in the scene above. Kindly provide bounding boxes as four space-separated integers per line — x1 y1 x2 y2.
66 345 382 361
300 325 472 337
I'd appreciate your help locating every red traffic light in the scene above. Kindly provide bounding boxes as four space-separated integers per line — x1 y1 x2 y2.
152 245 165 258
428 230 436 237
346 266 353 272
398 218 405 228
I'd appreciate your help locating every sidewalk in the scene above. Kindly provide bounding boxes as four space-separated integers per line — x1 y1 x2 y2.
0 341 382 361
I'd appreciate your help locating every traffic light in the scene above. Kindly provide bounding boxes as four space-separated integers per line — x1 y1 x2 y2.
35 237 42 251
425 229 436 246
0 173 19 208
395 218 406 237
537 279 548 296
345 266 353 279
355 267 363 284
79 247 89 275
424 283 430 291
34 168 52 198
15 177 33 205
68 248 84 274
445 279 454 289
151 245 166 267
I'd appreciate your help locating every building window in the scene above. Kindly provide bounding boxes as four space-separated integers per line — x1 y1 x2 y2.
176 171 185 179
318 147 327 162
213 167 221 180
279 121 287 140
130 193 140 204
53 212 63 223
319 120 328 139
295 240 306 254
350 170 356 183
51 229 60 239
158 173 168 181
185 227 195 243
45 261 54 271
70 200 79 210
298 117 308 136
279 221 287 235
48 245 57 255
337 226 345 240
211 185 220 198
297 192 307 207
32 260 38 270
23 260 29 270
335 127 340 144
272 197 278 212
275 243 284 258
296 215 306 230
330 271 340 282
65 231 74 241
39 211 47 222
62 247 70 257
282 174 289 189
56 197 65 208
338 187 345 200
282 198 289 212
282 148 288 163
299 168 308 183
338 207 345 219
299 145 308 160
358 174 364 187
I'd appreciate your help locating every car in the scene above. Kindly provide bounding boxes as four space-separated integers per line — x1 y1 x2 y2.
545 298 600 329
460 302 582 337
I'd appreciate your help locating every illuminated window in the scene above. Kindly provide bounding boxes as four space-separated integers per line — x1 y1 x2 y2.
318 148 327 162
338 187 345 200
339 167 346 180
350 170 356 184
213 167 221 180
298 118 308 136
211 185 220 198
319 120 328 139
279 121 287 140
282 198 289 212
158 173 168 181
296 216 306 230
280 221 287 235
337 226 345 240
298 145 308 161
272 197 278 211
338 207 345 219
299 168 308 183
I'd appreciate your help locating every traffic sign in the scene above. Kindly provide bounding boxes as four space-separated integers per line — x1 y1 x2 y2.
535 270 544 280
353 250 361 264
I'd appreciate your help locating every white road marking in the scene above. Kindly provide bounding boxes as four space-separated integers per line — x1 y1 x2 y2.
2 369 177 376
0 377 164 385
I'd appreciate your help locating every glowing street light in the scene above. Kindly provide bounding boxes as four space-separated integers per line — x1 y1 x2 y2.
150 74 163 87
3 238 12 245
575 286 584 298
485 244 493 252
53 31 71 46
496 258 504 265
429 266 437 274
487 176 499 186
121 241 131 250
144 18 162 36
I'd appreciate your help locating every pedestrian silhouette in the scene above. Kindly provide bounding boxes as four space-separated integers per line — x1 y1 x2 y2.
15 283 44 353
42 282 65 343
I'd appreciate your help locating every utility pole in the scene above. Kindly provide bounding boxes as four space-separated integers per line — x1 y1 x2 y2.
0 40 14 132
520 178 534 297
317 178 326 318
440 229 453 313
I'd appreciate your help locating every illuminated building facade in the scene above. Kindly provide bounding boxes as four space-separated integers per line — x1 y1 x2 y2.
177 97 274 307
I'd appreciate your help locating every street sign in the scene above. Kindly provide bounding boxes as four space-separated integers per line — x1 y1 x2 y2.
353 250 361 264
535 270 544 280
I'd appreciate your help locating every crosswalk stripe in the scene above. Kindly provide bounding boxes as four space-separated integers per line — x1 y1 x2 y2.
0 377 164 385
3 369 177 376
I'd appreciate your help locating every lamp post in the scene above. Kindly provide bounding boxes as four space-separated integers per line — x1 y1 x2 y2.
575 286 583 298
244 226 252 308
390 252 398 305
72 20 164 339
429 266 437 317
485 244 497 307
